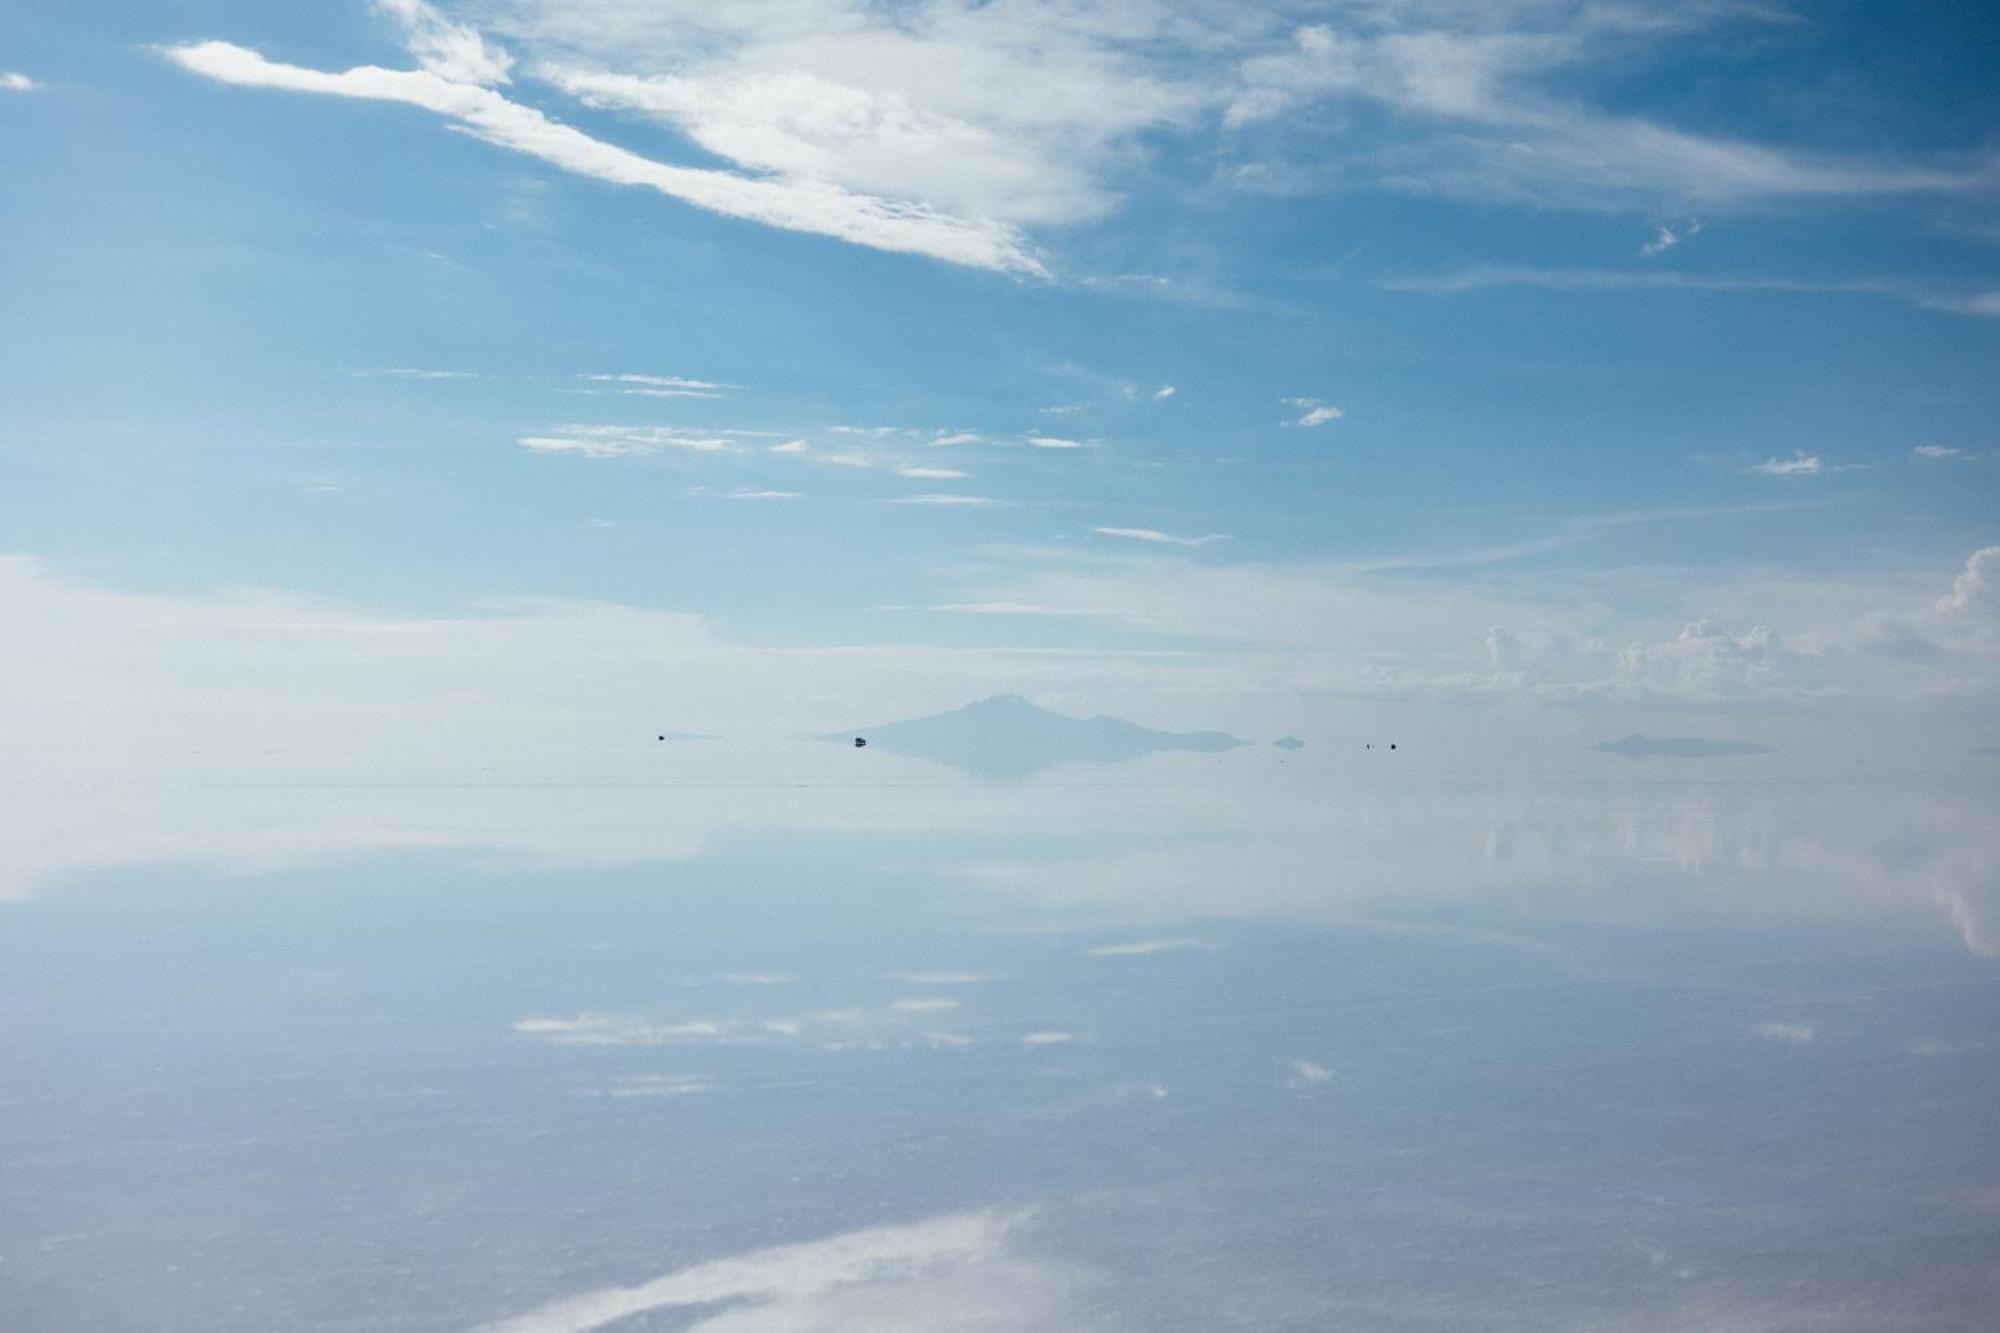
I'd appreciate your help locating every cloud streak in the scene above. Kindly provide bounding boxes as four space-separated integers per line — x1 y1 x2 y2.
479 1210 1023 1333
159 39 1044 275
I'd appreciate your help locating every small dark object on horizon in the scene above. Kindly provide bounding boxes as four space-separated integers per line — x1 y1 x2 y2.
854 737 867 748
657 735 664 741
1390 743 1397 750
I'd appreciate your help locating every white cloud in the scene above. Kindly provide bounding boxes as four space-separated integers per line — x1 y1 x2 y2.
1639 217 1701 257
768 439 808 454
159 39 1043 274
1751 1021 1814 1046
479 1210 1029 1333
1021 1031 1076 1046
353 366 479 379
1913 445 1966 460
891 972 990 985
1937 547 2000 621
900 466 969 479
1289 1058 1333 1084
1749 451 1823 478
888 494 1004 507
889 997 960 1012
1282 397 1342 427
514 1014 731 1045
582 372 729 400
931 431 982 447
1153 385 1176 400
1383 266 2000 318
376 0 515 86
520 425 737 456
723 488 803 500
1026 435 1090 450
1085 938 1206 957
593 1074 711 1099
0 71 37 93
1091 527 1228 548
1229 13 1985 211
902 602 1112 617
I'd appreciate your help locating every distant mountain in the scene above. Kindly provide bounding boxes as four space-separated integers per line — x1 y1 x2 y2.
1272 736 1305 751
830 695 1247 778
1595 733 1775 759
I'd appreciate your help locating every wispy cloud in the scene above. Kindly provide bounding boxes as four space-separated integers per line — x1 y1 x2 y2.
479 1210 1025 1333
931 431 982 447
159 37 1044 275
889 602 1113 617
353 366 478 379
1384 265 2000 318
1021 1030 1077 1046
1085 938 1208 957
1092 527 1229 548
520 425 737 457
1283 397 1342 427
0 71 36 93
888 494 1005 507
1289 1058 1334 1085
1639 218 1702 257
1751 1021 1815 1046
1749 451 1824 478
1914 444 1968 460
1153 385 1177 400
514 1014 730 1045
1025 435 1092 450
581 372 730 400
900 466 970 479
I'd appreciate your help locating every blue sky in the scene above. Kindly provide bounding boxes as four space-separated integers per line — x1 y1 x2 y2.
2 0 1998 753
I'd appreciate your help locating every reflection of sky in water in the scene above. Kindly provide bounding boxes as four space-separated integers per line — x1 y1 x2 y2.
3 755 1997 1330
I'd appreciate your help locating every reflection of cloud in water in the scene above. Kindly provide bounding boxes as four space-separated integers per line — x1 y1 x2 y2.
6 750 1998 954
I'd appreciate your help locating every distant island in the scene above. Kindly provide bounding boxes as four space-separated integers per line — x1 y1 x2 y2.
829 694 1248 779
1272 736 1305 750
1595 733 1775 759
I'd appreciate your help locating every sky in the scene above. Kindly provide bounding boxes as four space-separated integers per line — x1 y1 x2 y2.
4 9 2000 1328
2 0 1997 771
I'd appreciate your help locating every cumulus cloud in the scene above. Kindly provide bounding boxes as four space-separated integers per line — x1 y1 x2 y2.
1283 397 1342 427
0 71 36 93
1939 547 2000 614
1289 1058 1333 1085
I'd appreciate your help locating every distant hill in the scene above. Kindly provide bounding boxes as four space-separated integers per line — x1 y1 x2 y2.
1595 733 1775 759
830 694 1247 778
